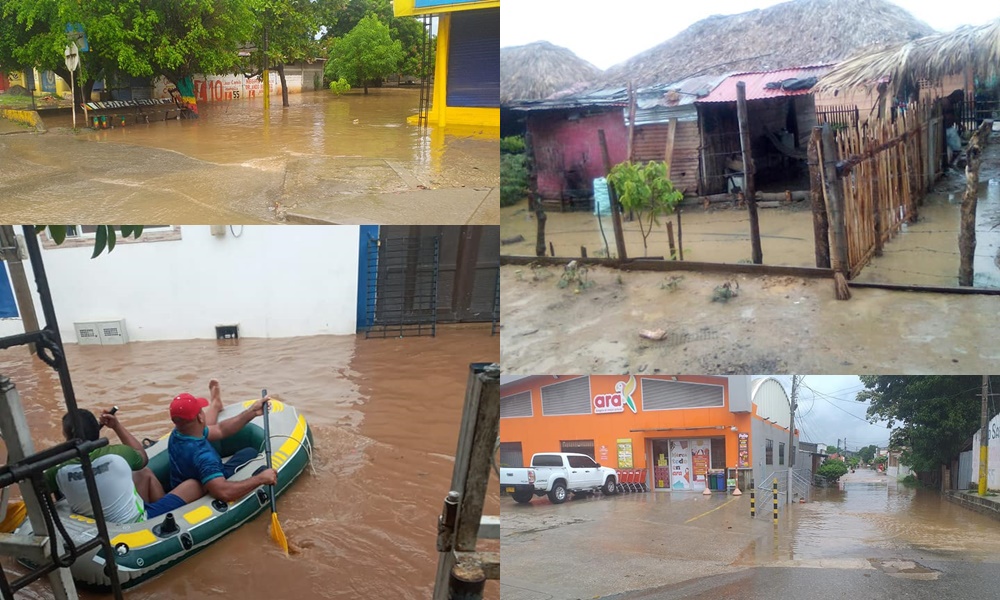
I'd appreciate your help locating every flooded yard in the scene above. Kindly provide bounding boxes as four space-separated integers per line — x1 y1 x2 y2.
0 325 499 599
0 89 499 224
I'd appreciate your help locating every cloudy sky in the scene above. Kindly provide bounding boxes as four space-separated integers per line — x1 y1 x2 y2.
501 0 999 70
764 376 891 451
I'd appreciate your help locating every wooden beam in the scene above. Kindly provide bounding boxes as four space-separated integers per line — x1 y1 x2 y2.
664 119 678 172
820 124 850 276
500 254 835 278
626 82 636 162
959 120 993 286
0 226 40 355
598 129 628 260
808 127 831 269
736 82 762 264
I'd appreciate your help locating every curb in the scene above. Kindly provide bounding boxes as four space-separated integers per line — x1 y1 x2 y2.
0 108 47 133
944 490 1000 521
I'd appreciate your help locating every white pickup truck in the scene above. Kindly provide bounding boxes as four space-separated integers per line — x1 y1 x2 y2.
501 452 618 504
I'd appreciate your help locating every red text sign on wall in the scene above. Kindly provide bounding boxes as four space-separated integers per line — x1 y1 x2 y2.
593 376 638 414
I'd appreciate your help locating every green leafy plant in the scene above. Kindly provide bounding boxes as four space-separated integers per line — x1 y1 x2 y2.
324 14 404 94
36 226 144 258
607 161 683 256
328 77 352 95
500 135 526 155
817 458 849 482
711 280 739 302
660 275 684 291
500 154 529 207
558 261 592 293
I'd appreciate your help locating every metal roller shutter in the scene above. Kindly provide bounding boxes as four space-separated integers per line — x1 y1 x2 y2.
501 391 532 418
446 9 499 108
560 440 595 460
540 377 591 416
499 442 524 468
640 379 725 411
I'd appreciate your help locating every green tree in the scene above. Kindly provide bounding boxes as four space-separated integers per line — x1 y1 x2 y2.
1 0 254 115
324 14 402 94
857 376 989 473
316 0 426 80
816 458 848 482
858 444 877 464
608 161 684 257
846 456 860 469
245 0 320 107
825 445 838 454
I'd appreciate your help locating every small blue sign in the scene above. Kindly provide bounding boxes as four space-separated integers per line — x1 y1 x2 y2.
65 23 89 51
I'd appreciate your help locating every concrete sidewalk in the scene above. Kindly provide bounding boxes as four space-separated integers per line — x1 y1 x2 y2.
0 118 36 135
945 489 1000 521
284 186 496 225
501 491 770 600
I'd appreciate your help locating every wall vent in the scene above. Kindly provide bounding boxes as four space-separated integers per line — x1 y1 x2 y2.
74 320 128 345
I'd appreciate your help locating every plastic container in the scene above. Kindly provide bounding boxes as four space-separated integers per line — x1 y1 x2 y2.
716 472 726 491
593 177 611 216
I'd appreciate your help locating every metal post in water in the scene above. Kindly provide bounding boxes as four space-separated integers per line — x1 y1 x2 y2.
772 478 778 525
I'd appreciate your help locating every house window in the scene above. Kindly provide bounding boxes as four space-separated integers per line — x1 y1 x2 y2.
41 226 180 250
779 442 785 466
766 439 773 465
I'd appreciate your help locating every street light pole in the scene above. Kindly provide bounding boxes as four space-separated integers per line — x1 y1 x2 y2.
787 375 798 505
979 375 989 496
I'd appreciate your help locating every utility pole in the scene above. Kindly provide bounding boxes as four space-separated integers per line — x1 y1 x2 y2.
787 376 798 505
980 375 989 496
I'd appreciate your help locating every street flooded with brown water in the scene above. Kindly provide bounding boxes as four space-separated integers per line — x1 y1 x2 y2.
0 89 499 223
0 325 499 599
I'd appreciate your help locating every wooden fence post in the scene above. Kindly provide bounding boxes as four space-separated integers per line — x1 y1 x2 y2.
736 82 762 264
808 127 830 269
820 124 850 276
959 120 994 286
598 129 628 260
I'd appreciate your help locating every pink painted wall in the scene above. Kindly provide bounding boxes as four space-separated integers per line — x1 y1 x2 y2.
527 109 628 200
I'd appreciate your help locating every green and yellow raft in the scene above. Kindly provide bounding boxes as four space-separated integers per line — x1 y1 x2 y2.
16 399 313 590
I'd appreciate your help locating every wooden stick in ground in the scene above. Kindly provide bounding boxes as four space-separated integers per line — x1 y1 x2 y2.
580 246 587 258
666 221 676 260
535 208 547 258
820 124 850 277
807 127 831 268
959 120 994 286
549 241 555 258
677 210 684 261
736 82 762 264
598 129 628 260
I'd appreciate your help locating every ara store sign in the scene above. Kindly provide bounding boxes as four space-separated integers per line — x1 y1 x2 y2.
593 376 638 414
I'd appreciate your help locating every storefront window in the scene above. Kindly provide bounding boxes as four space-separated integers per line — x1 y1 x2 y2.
779 442 785 466
766 439 773 465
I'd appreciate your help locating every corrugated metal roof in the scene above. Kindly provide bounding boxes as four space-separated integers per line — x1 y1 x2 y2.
697 64 834 103
507 87 628 112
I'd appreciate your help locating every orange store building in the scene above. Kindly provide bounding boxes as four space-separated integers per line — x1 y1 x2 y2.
500 375 798 492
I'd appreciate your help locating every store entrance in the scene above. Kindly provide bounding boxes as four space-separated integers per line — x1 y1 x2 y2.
650 438 713 491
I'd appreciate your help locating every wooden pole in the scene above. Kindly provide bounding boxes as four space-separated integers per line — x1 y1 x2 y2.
598 129 628 260
580 246 587 258
664 119 677 172
0 227 39 354
535 210 546 258
959 120 992 286
626 82 637 162
808 127 831 269
820 124 849 276
666 222 676 260
736 82 762 264
549 242 555 258
677 210 684 261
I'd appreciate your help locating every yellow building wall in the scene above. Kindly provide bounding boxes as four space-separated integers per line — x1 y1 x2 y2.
394 0 499 17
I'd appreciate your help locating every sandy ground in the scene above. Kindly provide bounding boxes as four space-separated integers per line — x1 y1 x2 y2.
499 264 999 374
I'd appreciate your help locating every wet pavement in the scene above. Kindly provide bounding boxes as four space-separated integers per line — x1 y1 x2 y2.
500 470 1000 600
0 90 498 224
0 325 499 599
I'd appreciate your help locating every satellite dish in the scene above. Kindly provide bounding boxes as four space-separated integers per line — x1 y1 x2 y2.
64 42 79 72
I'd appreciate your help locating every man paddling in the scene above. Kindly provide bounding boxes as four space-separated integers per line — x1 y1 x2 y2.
167 379 277 503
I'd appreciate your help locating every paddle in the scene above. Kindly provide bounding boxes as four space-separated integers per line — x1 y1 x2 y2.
261 389 289 554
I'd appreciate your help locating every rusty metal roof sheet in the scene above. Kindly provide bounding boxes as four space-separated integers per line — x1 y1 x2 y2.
697 64 835 103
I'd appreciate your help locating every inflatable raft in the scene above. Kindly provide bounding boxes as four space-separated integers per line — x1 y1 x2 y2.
16 399 312 590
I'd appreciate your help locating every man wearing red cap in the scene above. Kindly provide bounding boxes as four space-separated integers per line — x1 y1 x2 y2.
167 379 277 504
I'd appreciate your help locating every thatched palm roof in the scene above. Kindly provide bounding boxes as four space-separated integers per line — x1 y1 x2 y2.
501 41 602 105
600 0 934 89
820 18 1000 96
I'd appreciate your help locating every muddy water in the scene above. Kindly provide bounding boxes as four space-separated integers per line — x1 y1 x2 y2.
0 325 499 599
759 471 1000 564
502 185 1000 287
0 89 499 223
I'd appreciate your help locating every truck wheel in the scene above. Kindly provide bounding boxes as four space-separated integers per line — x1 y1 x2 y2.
548 482 568 504
511 488 534 504
603 477 617 495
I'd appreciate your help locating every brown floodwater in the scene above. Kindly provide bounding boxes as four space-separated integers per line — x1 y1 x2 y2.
0 89 499 223
501 179 1000 288
749 470 1000 565
0 324 499 599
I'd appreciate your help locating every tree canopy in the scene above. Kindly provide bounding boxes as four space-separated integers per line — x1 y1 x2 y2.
324 14 403 94
857 376 991 473
858 444 877 464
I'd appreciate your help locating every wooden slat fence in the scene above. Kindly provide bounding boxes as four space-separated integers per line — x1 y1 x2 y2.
814 101 939 278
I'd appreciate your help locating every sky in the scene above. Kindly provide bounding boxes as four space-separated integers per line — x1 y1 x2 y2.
765 376 892 452
500 0 1000 70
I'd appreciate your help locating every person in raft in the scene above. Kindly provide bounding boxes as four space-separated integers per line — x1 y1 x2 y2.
44 409 203 524
167 379 277 504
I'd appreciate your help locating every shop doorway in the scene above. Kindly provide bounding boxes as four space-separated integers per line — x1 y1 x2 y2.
649 438 713 491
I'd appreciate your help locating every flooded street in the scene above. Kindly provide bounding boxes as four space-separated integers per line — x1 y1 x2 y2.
0 90 499 224
0 325 499 599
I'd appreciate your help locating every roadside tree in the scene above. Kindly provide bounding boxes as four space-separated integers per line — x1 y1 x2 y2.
816 458 848 483
324 14 403 94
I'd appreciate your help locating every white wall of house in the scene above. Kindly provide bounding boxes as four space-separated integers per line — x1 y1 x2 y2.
0 225 360 342
971 413 1000 490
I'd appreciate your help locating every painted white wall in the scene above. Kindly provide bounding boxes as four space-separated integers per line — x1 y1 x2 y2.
971 413 1000 490
751 377 791 429
0 226 360 342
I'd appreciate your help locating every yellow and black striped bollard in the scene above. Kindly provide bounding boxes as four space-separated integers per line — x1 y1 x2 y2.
772 478 778 525
750 479 755 517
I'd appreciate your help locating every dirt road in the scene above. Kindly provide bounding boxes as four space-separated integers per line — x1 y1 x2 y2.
500 264 999 374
